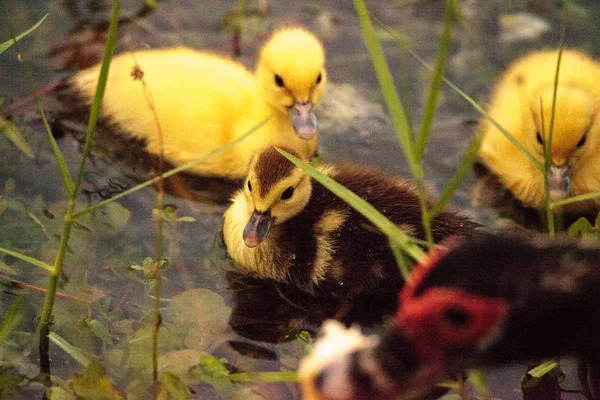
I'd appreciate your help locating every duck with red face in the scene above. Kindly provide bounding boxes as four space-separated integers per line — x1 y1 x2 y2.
301 234 600 399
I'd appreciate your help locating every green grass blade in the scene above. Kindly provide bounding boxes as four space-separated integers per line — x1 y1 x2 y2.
277 148 425 261
391 242 412 279
415 0 455 161
430 132 482 218
72 115 270 219
0 116 34 157
550 191 600 209
0 8 74 196
0 297 22 344
72 0 120 197
544 0 568 237
0 13 47 54
0 247 53 272
353 0 418 176
48 332 92 368
372 17 544 172
527 360 559 378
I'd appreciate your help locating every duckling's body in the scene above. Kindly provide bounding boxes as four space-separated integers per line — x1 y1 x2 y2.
479 49 600 212
223 147 478 296
68 28 326 179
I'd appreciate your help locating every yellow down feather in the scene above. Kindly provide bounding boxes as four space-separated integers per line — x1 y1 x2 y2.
479 49 600 212
69 27 327 179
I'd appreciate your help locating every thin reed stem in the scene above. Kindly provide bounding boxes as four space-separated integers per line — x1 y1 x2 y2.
545 1 568 234
71 116 270 219
22 0 120 383
131 54 167 398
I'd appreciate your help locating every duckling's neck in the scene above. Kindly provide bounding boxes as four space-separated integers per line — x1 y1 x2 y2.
223 190 288 282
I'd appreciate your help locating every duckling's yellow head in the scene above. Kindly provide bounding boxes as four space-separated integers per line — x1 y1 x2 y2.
530 86 599 200
256 28 327 140
242 146 312 248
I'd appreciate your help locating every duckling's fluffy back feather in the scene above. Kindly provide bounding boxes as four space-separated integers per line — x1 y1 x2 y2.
224 158 479 296
68 40 320 178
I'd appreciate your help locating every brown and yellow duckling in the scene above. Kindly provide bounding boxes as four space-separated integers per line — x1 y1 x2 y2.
66 27 327 179
223 146 479 296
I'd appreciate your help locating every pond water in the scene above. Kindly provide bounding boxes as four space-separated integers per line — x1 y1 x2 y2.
1 0 600 399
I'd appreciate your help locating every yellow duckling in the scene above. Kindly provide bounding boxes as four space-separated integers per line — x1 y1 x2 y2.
479 49 600 212
68 28 327 179
223 146 478 296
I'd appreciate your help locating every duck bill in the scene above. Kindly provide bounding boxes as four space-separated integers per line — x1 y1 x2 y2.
243 210 274 248
289 100 318 140
548 163 571 201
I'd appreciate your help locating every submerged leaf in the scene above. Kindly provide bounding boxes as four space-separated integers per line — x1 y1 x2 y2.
84 318 114 346
48 332 93 368
567 217 595 238
158 372 192 400
165 289 231 352
0 117 33 158
189 354 236 397
46 387 77 400
71 360 125 400
158 349 208 385
0 297 22 344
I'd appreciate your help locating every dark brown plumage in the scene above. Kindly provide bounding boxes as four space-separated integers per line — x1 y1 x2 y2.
223 146 479 297
302 233 600 400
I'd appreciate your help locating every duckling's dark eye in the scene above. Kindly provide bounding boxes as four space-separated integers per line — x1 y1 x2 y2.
281 186 294 200
274 74 284 88
247 181 252 192
316 72 322 85
577 134 587 148
536 131 544 145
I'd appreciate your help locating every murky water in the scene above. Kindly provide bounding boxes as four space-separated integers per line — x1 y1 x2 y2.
1 0 600 398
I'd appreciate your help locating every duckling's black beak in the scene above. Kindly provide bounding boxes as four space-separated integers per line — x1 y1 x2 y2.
243 210 274 248
289 100 317 140
548 162 571 201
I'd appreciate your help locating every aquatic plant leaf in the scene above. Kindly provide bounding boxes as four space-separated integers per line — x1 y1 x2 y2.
84 318 114 346
71 360 125 400
101 202 131 232
277 149 425 262
46 386 77 400
0 365 27 398
126 325 180 370
189 354 236 397
0 297 22 344
0 117 33 158
165 289 231 352
527 360 560 379
49 332 94 368
0 247 53 272
567 217 594 238
158 349 208 385
0 260 17 275
158 372 191 400
0 14 48 54
466 369 489 396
